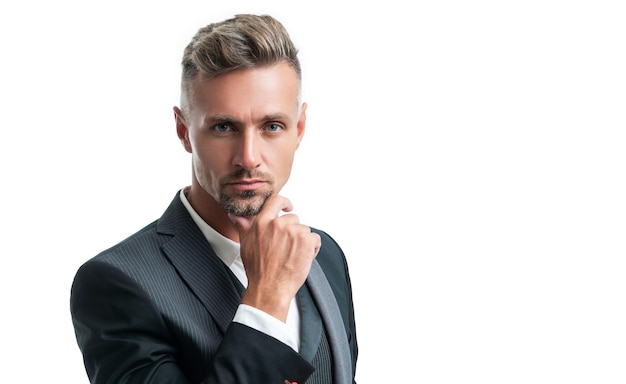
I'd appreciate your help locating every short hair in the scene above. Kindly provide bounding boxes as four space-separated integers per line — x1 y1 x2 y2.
179 14 301 113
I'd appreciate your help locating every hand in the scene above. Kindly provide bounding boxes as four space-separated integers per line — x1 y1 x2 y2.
229 194 321 322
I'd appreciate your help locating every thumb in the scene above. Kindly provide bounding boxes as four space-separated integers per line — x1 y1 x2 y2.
228 213 253 234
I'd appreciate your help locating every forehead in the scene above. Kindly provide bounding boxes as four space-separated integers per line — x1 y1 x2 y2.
189 62 300 111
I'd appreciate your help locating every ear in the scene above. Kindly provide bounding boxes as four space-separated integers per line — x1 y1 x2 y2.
174 106 192 153
296 102 307 148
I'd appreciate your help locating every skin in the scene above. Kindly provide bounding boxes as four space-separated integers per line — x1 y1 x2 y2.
173 61 321 322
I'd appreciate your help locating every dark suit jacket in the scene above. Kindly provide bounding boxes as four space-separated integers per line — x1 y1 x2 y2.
70 192 358 383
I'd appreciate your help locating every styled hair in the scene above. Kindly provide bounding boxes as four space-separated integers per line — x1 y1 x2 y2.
180 14 301 113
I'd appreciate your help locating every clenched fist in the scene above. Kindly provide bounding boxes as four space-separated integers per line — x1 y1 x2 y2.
229 194 321 322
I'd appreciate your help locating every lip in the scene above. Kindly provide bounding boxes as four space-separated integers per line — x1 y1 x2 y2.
227 179 266 191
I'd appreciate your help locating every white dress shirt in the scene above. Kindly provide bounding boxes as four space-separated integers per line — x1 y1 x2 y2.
179 189 301 351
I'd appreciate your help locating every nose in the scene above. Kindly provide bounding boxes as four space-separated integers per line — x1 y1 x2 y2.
233 129 261 170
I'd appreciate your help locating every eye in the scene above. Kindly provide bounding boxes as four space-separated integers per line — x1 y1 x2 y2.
265 123 283 132
213 123 233 132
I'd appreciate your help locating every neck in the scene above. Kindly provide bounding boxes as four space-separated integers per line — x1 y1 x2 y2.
185 183 240 243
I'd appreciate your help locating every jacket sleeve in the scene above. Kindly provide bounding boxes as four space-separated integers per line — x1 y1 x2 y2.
70 260 314 384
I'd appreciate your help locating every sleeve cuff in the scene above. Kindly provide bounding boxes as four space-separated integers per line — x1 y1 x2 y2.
233 304 299 352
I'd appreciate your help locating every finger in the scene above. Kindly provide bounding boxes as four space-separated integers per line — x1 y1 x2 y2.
274 212 302 226
257 194 293 222
312 232 322 257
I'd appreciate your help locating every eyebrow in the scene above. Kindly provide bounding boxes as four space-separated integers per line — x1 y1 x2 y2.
204 113 290 126
204 115 238 126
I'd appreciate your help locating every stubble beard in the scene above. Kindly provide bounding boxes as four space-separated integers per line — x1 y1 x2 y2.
217 169 275 217
218 188 273 217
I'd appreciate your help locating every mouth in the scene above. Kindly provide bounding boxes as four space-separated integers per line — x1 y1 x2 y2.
226 179 267 191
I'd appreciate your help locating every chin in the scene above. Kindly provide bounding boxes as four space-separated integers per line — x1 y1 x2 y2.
219 192 270 217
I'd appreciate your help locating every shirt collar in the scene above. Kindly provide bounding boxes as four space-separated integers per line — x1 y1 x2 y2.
179 188 240 267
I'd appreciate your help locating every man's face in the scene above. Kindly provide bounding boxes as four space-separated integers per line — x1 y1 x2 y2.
177 61 306 216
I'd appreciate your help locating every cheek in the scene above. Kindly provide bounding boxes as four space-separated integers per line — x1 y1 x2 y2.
273 148 297 183
192 149 224 189
191 137 227 171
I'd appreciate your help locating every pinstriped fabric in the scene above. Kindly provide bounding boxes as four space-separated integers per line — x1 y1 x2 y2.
78 194 354 382
158 194 242 332
306 326 333 384
88 198 243 380
92 229 227 372
162 231 240 333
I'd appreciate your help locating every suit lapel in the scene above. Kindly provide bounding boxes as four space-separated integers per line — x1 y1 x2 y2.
297 283 323 362
307 259 353 384
155 193 352 383
157 194 241 334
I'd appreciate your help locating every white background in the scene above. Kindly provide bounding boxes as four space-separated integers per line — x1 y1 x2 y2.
1 0 625 383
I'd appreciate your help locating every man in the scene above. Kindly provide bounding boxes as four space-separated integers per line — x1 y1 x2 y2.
70 14 358 384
